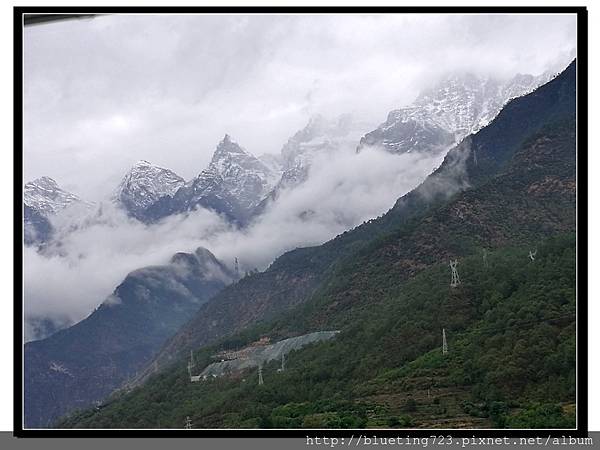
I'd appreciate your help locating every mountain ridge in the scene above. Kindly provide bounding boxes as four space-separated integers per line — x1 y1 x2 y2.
128 61 575 388
24 177 88 245
357 69 556 156
58 63 577 428
24 247 235 428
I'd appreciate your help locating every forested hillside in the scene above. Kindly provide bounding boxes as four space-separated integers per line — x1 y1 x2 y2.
131 62 575 387
60 110 577 428
60 234 575 428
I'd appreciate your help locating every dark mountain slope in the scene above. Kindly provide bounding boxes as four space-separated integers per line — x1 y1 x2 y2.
24 248 234 428
60 119 577 427
133 61 576 383
275 120 575 336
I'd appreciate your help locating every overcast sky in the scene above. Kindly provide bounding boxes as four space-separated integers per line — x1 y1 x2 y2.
24 13 576 199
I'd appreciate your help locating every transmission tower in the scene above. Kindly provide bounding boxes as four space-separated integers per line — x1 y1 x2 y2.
258 363 264 385
234 257 240 277
277 353 285 373
442 328 448 355
184 416 192 429
528 249 537 261
450 260 460 288
187 350 195 379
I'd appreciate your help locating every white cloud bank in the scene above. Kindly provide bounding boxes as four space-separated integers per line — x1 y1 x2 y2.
23 14 576 199
24 144 445 341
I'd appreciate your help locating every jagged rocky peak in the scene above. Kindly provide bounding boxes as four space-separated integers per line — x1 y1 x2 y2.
24 177 90 246
209 134 271 176
358 68 555 156
116 160 185 205
24 176 83 216
202 134 277 208
25 175 60 192
114 160 185 221
212 134 245 158
168 135 279 225
411 72 501 136
281 114 361 170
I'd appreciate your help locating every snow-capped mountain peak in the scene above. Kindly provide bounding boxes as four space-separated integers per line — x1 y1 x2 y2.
358 69 555 156
114 160 185 222
204 135 277 208
166 135 279 225
209 135 270 177
24 176 90 246
24 177 83 216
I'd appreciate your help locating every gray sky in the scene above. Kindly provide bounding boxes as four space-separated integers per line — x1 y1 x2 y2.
24 13 576 199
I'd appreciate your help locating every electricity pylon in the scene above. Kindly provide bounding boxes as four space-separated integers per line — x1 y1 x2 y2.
185 416 192 429
450 260 460 288
442 328 448 355
258 363 264 386
528 249 537 261
187 350 195 379
277 353 285 373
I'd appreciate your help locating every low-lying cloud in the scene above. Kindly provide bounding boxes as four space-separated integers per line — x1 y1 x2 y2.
24 144 446 341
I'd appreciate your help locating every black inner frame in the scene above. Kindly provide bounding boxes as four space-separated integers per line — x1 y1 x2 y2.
12 5 589 438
